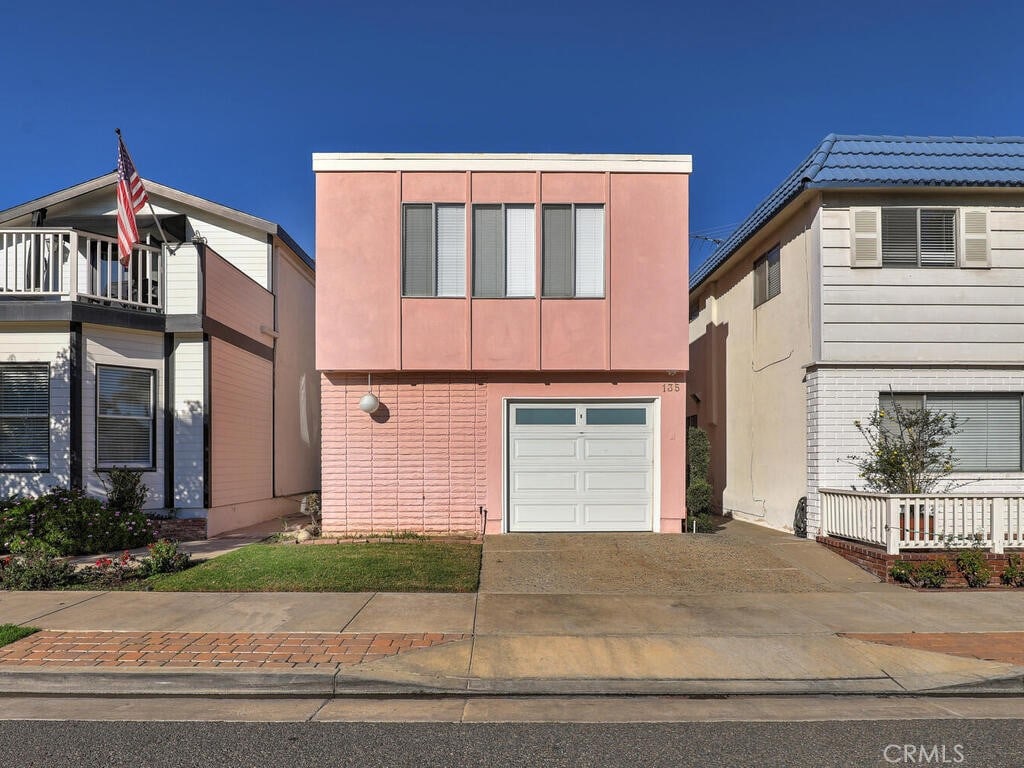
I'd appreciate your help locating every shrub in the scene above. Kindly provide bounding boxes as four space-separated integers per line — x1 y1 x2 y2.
686 426 713 516
955 548 993 588
1001 554 1024 587
103 468 149 516
889 557 950 588
0 489 155 556
139 539 190 576
0 540 75 590
847 396 961 494
302 493 322 536
916 559 951 589
689 512 716 534
78 551 140 588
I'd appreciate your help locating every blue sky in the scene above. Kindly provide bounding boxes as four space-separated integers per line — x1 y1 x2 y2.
2 0 1023 271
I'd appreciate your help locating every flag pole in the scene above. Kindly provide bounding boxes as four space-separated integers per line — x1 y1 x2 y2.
115 128 171 245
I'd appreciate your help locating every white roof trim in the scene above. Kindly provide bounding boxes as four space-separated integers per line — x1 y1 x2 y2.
312 153 692 174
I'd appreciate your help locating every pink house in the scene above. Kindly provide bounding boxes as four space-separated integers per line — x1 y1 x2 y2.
313 153 691 535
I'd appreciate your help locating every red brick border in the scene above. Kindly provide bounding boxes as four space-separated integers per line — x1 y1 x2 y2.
0 631 468 669
149 518 207 541
818 535 1019 586
845 632 1024 666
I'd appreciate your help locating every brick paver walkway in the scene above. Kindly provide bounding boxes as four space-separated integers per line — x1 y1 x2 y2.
0 631 468 669
845 632 1024 666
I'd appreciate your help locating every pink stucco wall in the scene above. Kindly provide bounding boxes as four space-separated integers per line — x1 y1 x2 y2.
320 372 686 536
315 170 688 373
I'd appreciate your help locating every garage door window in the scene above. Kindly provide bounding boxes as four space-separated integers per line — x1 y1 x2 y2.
515 407 576 425
586 407 646 425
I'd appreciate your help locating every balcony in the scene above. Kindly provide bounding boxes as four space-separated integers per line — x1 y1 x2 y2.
0 228 163 312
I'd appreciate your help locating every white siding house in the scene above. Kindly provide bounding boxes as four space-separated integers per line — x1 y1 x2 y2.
689 135 1024 542
0 173 318 537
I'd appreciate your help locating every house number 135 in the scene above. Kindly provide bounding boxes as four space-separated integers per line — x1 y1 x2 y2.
662 383 680 392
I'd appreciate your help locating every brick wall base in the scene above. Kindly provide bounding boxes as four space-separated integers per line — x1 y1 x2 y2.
818 535 1018 587
149 517 207 542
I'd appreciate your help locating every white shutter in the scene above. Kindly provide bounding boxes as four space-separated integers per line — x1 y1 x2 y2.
505 205 535 297
960 208 990 268
850 207 882 267
574 205 605 297
435 204 466 297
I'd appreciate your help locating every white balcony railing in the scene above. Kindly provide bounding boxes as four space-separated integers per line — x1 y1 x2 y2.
0 228 163 312
820 488 1024 554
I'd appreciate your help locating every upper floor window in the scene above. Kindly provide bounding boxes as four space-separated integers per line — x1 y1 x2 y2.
850 207 990 269
0 363 49 471
542 204 605 298
753 245 780 307
473 204 535 298
402 203 466 297
880 392 1022 472
97 365 155 469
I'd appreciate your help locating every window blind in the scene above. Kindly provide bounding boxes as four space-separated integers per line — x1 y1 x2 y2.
881 208 918 266
919 209 956 267
473 205 504 297
435 204 465 297
403 204 433 296
881 208 956 267
97 366 154 467
0 364 49 470
505 205 535 297
574 205 605 298
542 205 573 297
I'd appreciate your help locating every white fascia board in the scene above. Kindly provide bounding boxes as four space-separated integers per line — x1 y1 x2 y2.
312 153 692 174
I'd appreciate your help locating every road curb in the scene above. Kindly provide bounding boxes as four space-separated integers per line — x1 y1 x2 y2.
0 666 1021 698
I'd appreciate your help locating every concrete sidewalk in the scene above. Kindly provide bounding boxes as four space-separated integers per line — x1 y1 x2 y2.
1 520 1023 697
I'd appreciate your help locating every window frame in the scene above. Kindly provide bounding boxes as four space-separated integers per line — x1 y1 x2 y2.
878 391 1024 473
472 203 536 298
95 364 157 471
401 202 467 298
752 244 781 307
541 203 606 299
880 206 958 268
0 362 50 472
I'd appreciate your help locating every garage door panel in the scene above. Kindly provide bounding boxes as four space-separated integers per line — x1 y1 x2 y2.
583 504 650 525
583 470 650 492
513 470 578 492
583 437 650 460
512 503 577 524
512 437 578 459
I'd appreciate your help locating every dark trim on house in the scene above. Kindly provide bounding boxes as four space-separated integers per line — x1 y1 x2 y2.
275 227 315 272
94 363 158 471
202 333 212 510
164 314 203 332
69 322 83 490
202 317 275 362
196 239 207 317
164 334 175 508
0 301 164 330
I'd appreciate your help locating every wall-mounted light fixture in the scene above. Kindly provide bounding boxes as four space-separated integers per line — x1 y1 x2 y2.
358 373 380 414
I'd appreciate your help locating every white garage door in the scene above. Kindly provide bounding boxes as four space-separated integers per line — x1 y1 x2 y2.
508 401 655 532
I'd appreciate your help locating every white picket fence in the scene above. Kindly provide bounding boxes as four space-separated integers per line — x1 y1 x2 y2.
820 488 1024 554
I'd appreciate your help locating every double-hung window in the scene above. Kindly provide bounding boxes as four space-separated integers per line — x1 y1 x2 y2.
753 245 781 307
402 203 466 297
0 364 49 471
881 208 956 267
541 204 605 298
97 365 156 469
879 392 1023 472
473 204 536 297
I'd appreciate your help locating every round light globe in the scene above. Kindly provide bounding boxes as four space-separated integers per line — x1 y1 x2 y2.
358 392 380 414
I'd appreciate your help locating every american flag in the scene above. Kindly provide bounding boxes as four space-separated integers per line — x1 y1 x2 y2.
116 135 149 267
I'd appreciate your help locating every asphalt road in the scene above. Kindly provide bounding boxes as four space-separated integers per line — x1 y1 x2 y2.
0 720 1021 768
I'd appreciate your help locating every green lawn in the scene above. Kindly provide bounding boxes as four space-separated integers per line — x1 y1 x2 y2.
147 541 482 592
0 624 38 646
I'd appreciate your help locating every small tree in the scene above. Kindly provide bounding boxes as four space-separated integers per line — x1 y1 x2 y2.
686 426 713 515
847 398 960 494
103 467 149 515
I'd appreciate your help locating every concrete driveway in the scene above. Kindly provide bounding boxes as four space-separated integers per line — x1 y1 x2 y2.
479 517 880 595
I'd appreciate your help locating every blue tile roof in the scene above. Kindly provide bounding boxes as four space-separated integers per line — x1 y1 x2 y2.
690 134 1024 291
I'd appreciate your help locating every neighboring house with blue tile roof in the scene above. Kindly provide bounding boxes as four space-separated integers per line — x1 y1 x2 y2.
688 135 1024 538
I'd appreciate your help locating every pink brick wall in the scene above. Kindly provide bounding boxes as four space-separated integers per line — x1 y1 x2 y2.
321 373 487 535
